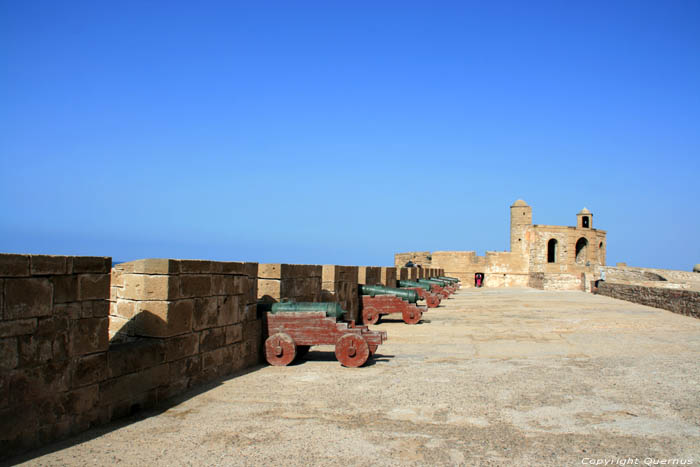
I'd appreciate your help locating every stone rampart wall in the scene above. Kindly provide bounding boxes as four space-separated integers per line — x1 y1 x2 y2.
596 282 700 320
321 265 359 323
1 255 261 460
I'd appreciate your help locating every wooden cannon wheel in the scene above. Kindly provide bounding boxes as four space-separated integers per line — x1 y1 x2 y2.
362 305 381 325
335 334 370 367
402 307 422 325
265 332 296 366
426 294 440 308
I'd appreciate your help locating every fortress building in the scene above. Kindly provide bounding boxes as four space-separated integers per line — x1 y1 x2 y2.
395 200 606 290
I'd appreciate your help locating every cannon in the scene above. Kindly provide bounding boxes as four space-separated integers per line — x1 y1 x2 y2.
417 278 452 297
260 301 387 368
437 276 461 288
429 277 457 293
397 280 442 308
359 284 426 325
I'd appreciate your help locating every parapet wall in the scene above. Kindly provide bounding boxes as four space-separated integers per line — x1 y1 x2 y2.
257 264 322 304
596 282 700 320
322 265 359 323
1 255 262 460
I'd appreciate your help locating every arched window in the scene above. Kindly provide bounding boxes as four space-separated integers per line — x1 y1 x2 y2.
599 241 603 249
582 216 590 228
575 238 588 263
547 239 557 263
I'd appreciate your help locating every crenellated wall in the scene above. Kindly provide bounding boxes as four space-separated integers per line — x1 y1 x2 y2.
321 265 359 323
1 255 262 460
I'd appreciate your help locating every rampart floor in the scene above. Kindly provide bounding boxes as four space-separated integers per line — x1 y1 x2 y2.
14 289 700 466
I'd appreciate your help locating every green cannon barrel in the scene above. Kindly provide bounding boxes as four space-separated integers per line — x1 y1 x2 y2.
418 278 449 287
262 301 347 318
437 276 460 283
398 280 432 292
428 277 451 286
360 284 419 304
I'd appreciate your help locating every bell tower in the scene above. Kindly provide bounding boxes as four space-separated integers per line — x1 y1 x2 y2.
577 208 593 229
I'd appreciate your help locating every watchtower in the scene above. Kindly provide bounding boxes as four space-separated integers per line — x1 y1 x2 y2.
510 199 532 254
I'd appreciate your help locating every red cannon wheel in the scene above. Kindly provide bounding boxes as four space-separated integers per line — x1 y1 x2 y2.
402 307 422 325
265 332 296 366
425 295 440 308
335 334 370 367
362 306 380 325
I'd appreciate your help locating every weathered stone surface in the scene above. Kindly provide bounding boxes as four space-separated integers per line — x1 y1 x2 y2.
9 361 71 405
52 275 77 304
217 295 240 326
179 275 212 298
78 274 110 301
70 318 109 356
0 337 19 370
4 278 53 319
133 300 193 338
73 353 108 388
114 259 179 275
99 364 169 405
0 254 30 277
179 260 213 274
121 274 178 301
225 323 242 344
69 256 111 274
31 255 67 276
199 327 226 352
163 333 199 362
192 297 218 331
597 282 700 320
211 275 236 295
0 318 37 338
107 339 166 378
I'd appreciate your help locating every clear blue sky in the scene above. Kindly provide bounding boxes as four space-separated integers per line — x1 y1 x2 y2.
1 1 698 270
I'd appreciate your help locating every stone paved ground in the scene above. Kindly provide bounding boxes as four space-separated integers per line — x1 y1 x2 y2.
12 288 700 466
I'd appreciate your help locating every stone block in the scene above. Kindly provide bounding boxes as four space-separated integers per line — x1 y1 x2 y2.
225 323 243 344
108 315 132 340
0 337 18 370
179 275 212 298
201 345 232 371
52 275 78 304
114 259 179 274
211 275 236 295
192 296 218 331
219 262 246 275
169 355 201 382
73 353 108 388
258 263 282 279
99 363 169 405
18 334 54 366
107 339 166 378
9 361 71 405
179 260 213 274
163 333 199 362
133 300 193 338
257 278 280 301
113 300 137 319
30 255 67 275
4 278 53 319
121 274 178 301
200 326 226 352
54 302 81 319
218 295 241 326
70 317 109 356
0 254 30 277
69 256 111 274
78 274 110 301
0 318 37 338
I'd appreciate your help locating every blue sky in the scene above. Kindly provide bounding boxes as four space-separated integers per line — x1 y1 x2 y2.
1 1 698 270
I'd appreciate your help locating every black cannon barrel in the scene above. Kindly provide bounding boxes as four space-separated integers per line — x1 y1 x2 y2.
398 280 432 292
259 301 346 318
360 284 419 304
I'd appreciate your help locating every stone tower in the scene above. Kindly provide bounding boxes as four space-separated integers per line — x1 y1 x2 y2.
510 199 532 255
576 207 593 229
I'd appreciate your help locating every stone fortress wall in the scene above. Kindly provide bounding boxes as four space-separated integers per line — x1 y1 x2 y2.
396 200 607 291
0 252 442 458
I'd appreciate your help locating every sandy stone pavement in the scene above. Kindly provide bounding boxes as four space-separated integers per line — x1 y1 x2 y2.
11 288 700 466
